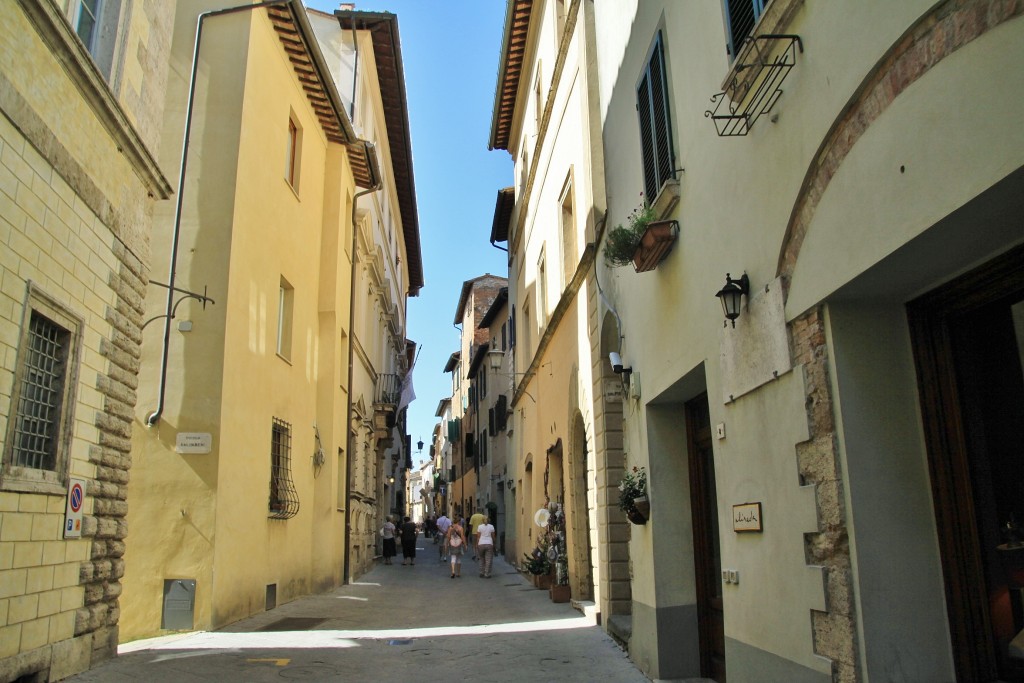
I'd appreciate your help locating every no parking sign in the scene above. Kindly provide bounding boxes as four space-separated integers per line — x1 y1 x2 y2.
64 478 86 539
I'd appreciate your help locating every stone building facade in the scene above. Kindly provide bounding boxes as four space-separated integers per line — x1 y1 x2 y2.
0 1 172 679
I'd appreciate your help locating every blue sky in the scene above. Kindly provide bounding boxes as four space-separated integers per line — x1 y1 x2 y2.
306 1 512 466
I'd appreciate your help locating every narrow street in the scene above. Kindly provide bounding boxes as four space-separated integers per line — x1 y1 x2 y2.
65 546 648 682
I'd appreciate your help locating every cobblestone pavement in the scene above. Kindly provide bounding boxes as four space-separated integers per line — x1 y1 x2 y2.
65 548 650 682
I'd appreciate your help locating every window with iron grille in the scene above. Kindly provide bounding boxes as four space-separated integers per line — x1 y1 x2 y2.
269 418 299 519
3 285 81 494
636 31 675 203
725 0 769 60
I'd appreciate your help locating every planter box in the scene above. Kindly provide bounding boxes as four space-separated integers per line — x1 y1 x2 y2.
535 572 553 590
550 584 571 603
632 220 679 272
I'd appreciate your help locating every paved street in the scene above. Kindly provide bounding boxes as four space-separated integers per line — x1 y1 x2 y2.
67 546 649 682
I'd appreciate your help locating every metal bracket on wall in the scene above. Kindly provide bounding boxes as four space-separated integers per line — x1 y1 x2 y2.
142 281 214 330
706 34 803 137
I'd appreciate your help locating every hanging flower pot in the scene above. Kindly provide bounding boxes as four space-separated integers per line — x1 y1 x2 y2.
631 220 679 272
626 506 648 525
632 495 650 518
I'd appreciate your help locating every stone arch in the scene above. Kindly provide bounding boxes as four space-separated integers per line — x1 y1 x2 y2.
776 0 1023 282
566 410 595 601
598 310 630 619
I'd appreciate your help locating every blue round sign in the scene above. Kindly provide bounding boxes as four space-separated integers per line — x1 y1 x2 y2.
69 483 83 513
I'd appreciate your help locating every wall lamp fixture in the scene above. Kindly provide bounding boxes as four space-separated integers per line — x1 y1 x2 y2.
609 352 632 382
716 273 750 327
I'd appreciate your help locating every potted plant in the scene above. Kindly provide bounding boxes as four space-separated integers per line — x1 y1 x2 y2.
618 465 649 525
603 199 678 273
550 553 571 602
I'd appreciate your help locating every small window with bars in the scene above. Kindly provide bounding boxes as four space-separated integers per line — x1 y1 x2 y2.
3 284 81 493
269 418 300 519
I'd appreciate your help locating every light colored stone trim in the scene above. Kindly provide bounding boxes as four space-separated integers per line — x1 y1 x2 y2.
15 0 171 199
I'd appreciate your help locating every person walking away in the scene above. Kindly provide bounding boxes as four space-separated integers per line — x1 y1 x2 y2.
399 516 418 565
436 513 451 562
468 510 486 560
381 516 397 565
475 516 496 578
446 519 467 578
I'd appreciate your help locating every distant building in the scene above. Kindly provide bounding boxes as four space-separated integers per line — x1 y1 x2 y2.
0 1 172 678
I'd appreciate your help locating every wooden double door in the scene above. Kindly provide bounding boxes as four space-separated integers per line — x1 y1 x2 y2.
909 244 1024 682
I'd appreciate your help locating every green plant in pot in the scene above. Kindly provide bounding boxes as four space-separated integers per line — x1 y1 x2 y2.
604 200 657 268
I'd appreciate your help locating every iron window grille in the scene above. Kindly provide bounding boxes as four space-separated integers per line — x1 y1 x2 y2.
12 312 70 470
3 285 81 493
637 31 676 204
269 418 300 519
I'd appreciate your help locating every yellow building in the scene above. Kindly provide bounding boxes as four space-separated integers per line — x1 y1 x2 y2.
489 0 607 614
123 0 380 640
309 7 423 581
0 1 173 678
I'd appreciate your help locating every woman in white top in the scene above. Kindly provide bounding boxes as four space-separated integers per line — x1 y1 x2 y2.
475 518 496 578
381 517 397 565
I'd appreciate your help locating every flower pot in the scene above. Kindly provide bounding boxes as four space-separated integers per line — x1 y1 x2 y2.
626 506 648 525
536 572 553 590
632 220 679 272
550 584 571 603
632 496 650 518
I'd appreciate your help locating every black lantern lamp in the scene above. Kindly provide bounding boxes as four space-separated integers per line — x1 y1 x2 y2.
716 273 750 327
417 438 424 452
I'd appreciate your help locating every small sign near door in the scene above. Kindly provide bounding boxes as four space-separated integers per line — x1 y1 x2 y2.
733 502 763 532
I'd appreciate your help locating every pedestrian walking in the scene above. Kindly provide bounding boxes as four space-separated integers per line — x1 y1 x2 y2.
380 516 397 565
435 513 451 561
446 518 467 578
468 510 486 560
475 516 496 578
399 516 418 565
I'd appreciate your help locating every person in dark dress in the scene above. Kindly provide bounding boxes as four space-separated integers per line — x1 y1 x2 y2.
399 516 418 565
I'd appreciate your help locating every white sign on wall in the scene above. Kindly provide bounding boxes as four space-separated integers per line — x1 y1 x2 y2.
64 477 86 539
175 432 213 454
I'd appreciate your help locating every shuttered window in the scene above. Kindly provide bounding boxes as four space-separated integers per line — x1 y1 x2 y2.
725 0 769 59
636 31 674 203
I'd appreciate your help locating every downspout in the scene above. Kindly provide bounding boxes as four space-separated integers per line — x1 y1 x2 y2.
146 0 290 426
343 141 381 583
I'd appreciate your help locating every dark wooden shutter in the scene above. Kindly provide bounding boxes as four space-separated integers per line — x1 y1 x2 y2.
488 407 496 436
496 394 508 431
637 32 674 202
727 0 757 58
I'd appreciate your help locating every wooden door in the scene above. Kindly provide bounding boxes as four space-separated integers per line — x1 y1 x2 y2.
687 393 726 682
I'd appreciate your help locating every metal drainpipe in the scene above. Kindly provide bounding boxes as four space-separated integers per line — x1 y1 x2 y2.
343 161 381 584
146 0 290 427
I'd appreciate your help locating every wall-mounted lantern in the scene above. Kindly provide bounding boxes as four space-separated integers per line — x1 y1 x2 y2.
716 273 750 327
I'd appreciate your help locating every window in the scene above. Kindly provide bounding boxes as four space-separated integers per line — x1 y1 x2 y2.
479 431 488 465
75 0 100 49
276 277 294 361
480 366 488 399
2 285 81 494
285 114 302 190
501 322 507 351
537 249 548 325
534 67 544 130
522 302 531 358
724 0 769 59
72 0 123 80
637 31 675 203
559 174 576 287
269 418 299 519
